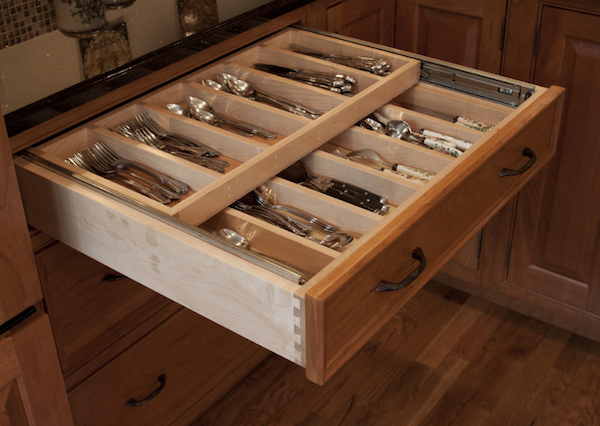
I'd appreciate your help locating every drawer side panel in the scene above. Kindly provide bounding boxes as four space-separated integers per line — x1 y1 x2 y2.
15 161 304 365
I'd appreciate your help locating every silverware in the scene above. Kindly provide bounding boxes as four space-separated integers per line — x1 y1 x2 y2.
252 63 355 94
111 113 229 173
65 142 189 204
217 228 311 284
186 96 278 139
293 50 391 75
277 162 389 215
215 73 323 119
253 188 339 233
345 149 435 182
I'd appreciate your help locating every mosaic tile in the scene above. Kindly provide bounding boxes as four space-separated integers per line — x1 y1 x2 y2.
0 0 56 49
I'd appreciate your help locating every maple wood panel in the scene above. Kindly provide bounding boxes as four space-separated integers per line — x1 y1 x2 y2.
507 7 600 314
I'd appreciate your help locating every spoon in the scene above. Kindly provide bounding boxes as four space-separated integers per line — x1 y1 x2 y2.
189 108 255 138
219 74 322 119
373 112 424 144
186 96 277 140
278 162 389 214
166 103 190 117
201 79 229 92
216 228 311 284
218 228 250 248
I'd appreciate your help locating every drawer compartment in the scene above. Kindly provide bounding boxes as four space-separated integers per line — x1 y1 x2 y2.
14 28 564 384
68 308 266 426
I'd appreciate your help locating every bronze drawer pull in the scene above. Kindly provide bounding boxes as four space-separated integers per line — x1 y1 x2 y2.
102 273 126 282
499 148 536 177
125 374 166 407
376 247 426 292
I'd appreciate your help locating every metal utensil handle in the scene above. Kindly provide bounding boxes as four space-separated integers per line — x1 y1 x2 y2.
376 248 426 292
499 148 536 177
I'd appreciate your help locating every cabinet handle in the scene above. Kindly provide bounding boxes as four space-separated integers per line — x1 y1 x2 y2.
102 273 126 282
376 247 426 292
125 374 166 407
499 148 536 177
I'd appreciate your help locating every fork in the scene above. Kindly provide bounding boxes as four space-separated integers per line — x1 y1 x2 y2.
66 151 171 204
90 142 189 195
134 113 220 157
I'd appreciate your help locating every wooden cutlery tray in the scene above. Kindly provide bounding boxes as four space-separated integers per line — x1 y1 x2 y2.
14 28 564 385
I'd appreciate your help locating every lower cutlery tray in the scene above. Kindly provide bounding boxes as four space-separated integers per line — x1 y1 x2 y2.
14 27 565 385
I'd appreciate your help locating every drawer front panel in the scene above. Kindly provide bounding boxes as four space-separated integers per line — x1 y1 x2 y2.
35 242 179 388
305 87 564 384
68 308 266 426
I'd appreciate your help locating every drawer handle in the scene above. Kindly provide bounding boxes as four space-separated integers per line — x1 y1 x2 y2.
499 148 536 177
102 273 126 282
125 374 166 407
376 247 426 292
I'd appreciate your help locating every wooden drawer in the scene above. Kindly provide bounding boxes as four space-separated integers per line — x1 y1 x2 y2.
35 241 180 389
68 308 267 426
13 28 564 384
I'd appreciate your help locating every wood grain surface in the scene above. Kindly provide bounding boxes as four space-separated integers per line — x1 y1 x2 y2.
190 280 600 426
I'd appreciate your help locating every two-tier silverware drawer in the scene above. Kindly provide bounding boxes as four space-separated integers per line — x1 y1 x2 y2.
14 28 564 384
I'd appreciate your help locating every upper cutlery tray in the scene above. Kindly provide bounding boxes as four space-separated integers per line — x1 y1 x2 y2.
15 28 564 385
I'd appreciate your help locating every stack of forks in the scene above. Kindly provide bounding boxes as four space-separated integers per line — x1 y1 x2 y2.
66 142 189 205
111 112 229 173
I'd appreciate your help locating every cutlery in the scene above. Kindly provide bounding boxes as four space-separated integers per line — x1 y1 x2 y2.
277 162 389 215
346 149 434 181
186 96 278 139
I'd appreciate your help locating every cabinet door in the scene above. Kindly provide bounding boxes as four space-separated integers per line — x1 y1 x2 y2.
326 0 396 47
0 312 73 426
0 108 42 323
507 7 600 314
395 0 507 73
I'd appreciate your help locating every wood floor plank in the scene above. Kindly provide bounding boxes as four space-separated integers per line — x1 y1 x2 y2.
189 282 600 426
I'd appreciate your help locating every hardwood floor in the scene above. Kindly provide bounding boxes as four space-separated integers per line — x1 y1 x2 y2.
189 281 600 425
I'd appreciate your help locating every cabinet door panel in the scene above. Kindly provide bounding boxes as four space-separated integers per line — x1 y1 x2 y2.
395 0 507 73
0 107 42 323
0 312 73 426
508 7 600 313
326 0 396 46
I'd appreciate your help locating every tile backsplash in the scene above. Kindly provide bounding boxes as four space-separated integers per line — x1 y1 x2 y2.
0 0 57 49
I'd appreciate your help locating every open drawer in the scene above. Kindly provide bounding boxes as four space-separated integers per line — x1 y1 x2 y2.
14 28 564 385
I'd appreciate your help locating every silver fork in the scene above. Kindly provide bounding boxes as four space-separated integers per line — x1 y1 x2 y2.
90 142 189 195
134 113 220 157
66 151 171 204
253 187 338 232
111 117 229 173
80 146 180 200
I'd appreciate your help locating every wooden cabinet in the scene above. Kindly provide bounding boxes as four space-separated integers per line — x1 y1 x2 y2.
14 26 563 386
434 1 600 342
0 106 72 425
394 0 507 74
35 242 180 389
305 0 396 47
68 308 267 426
0 312 73 426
